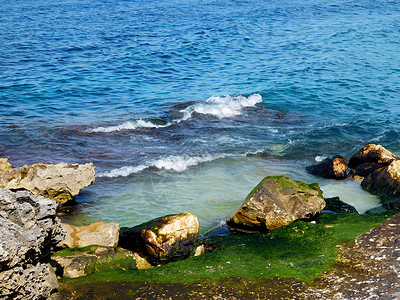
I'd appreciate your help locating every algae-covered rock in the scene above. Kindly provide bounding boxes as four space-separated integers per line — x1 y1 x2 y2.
0 162 95 204
323 197 358 214
348 144 399 169
361 160 400 200
52 246 151 279
0 158 12 173
119 212 199 261
58 222 120 249
0 189 65 299
227 176 325 232
306 156 348 179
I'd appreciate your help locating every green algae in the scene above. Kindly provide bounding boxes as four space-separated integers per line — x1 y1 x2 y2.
59 212 396 286
52 245 100 257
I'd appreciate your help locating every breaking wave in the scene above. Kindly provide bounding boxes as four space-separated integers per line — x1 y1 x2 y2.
97 154 224 178
87 94 262 133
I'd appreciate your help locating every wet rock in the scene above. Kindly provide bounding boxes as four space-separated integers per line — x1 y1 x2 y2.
52 246 151 279
323 197 358 214
0 162 95 205
0 158 12 173
319 213 400 299
58 222 120 249
0 189 65 299
227 176 325 232
361 160 400 200
348 162 385 180
306 156 348 179
348 144 399 169
119 212 199 261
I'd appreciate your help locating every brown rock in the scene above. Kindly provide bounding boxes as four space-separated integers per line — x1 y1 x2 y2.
306 156 348 179
361 160 400 200
0 162 95 204
58 222 120 249
119 212 199 261
348 144 399 169
0 158 12 173
349 162 386 180
227 176 325 232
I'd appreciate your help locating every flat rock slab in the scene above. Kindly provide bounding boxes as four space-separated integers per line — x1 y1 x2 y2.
0 162 95 204
58 222 120 249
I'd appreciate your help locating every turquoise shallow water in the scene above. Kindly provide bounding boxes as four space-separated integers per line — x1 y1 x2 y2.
1 0 399 232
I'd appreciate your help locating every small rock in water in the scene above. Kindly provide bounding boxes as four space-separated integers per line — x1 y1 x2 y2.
306 156 348 180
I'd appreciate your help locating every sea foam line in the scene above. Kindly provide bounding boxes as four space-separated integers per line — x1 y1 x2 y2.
97 154 224 178
87 94 262 133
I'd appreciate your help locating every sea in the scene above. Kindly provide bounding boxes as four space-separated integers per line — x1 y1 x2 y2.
1 0 399 234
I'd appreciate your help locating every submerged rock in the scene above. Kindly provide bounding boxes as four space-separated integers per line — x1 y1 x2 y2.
0 162 95 204
348 144 399 169
361 160 400 200
0 189 65 299
323 197 358 214
227 176 325 232
52 246 151 279
306 156 348 179
119 212 199 261
58 222 120 249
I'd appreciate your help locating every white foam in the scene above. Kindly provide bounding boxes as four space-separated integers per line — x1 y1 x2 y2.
315 155 328 162
87 93 262 133
180 94 262 120
97 154 222 178
88 120 170 133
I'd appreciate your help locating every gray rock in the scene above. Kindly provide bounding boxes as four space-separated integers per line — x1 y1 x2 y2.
227 176 325 232
0 189 65 299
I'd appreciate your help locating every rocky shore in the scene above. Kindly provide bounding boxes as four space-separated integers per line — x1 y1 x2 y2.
2 144 400 299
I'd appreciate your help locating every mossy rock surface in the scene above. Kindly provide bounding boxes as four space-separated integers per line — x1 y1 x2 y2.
58 212 394 284
227 176 325 232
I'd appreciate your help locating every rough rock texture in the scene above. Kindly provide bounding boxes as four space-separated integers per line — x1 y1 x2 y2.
119 212 200 261
58 222 120 249
349 162 385 180
316 213 400 299
0 162 95 204
0 158 12 173
52 246 151 279
306 156 348 179
227 176 325 232
0 189 65 299
361 160 400 200
348 144 399 169
323 197 358 214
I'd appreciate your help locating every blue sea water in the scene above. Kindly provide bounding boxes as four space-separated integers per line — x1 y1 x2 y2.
1 0 400 232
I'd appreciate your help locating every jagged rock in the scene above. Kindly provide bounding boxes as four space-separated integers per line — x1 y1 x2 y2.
306 156 348 179
349 162 385 180
227 176 325 232
58 222 120 249
323 197 358 214
0 162 95 204
119 212 199 261
0 158 12 173
52 246 151 279
361 160 400 200
348 144 399 169
0 189 65 299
